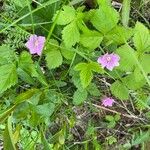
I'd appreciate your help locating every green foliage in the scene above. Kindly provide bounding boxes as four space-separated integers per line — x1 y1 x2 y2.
116 44 137 71
3 116 16 150
133 22 150 52
62 21 80 48
90 4 119 34
73 89 88 105
1 0 150 149
0 64 18 94
110 80 129 100
75 62 103 88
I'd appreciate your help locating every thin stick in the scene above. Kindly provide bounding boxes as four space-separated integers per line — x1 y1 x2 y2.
86 102 145 121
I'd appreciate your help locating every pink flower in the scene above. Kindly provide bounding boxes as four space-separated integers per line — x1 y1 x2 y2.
102 97 115 107
25 35 46 56
97 53 120 71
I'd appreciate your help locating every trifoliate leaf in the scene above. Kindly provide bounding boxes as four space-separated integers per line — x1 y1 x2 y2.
90 5 119 34
75 62 103 88
46 50 63 69
87 83 101 96
116 44 137 71
62 21 80 48
55 6 76 25
133 22 150 52
73 89 88 105
110 80 129 100
0 64 18 94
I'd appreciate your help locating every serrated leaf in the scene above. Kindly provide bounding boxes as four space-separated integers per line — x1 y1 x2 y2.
55 6 76 25
3 116 16 150
89 62 104 73
80 30 103 50
106 26 133 44
122 74 145 90
133 22 150 52
60 43 75 60
75 62 103 88
46 50 63 69
140 54 150 74
0 45 15 65
110 80 129 100
116 44 137 71
0 64 17 94
73 89 88 105
90 5 119 34
62 21 80 48
87 83 101 96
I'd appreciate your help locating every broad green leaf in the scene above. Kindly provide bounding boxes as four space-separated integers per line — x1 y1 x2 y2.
36 103 55 117
133 22 150 52
116 44 137 71
110 80 129 100
12 0 31 8
62 21 80 48
0 45 15 65
106 26 133 44
46 50 63 69
122 74 145 90
90 5 119 34
60 43 75 60
3 116 16 150
18 51 37 77
75 62 103 88
89 62 104 73
55 6 76 25
80 30 103 50
0 64 17 94
121 0 131 27
140 54 150 74
73 89 88 105
87 83 101 96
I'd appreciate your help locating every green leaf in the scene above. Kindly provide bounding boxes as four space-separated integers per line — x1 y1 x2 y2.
46 50 63 69
116 44 137 71
0 45 15 65
133 22 150 52
87 83 101 96
75 62 103 88
60 43 75 60
3 116 16 150
55 6 76 25
36 103 55 117
0 64 18 94
73 89 88 105
90 5 119 34
106 26 133 44
132 131 150 146
80 30 103 50
62 21 80 48
121 0 131 27
18 51 37 77
122 74 145 90
12 0 31 8
110 80 129 100
140 54 150 74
